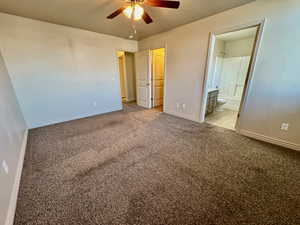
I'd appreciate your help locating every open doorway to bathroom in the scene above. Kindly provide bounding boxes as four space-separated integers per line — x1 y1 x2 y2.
204 26 259 130
117 51 136 103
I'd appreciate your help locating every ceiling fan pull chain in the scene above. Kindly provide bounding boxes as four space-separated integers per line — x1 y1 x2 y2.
130 19 137 39
129 0 137 38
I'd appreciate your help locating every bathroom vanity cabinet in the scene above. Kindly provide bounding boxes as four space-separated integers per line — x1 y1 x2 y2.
206 89 219 115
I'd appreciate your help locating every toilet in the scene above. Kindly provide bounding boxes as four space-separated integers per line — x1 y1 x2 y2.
216 98 226 111
217 98 226 106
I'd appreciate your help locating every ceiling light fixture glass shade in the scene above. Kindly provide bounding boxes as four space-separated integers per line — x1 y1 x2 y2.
123 4 144 20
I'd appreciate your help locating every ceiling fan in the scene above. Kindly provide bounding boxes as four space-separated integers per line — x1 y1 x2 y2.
107 0 180 24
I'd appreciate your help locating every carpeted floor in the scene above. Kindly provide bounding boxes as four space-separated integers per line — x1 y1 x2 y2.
15 103 300 225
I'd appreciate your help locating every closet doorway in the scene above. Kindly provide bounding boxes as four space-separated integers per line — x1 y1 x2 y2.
202 24 262 130
151 48 165 110
116 51 136 103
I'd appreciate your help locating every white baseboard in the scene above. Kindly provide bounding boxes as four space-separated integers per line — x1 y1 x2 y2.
166 110 200 123
30 106 123 129
125 98 136 103
5 129 28 225
238 129 300 152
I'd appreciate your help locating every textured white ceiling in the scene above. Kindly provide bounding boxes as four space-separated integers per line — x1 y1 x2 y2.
0 0 254 40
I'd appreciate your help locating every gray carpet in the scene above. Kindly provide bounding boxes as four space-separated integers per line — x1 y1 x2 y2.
15 103 300 225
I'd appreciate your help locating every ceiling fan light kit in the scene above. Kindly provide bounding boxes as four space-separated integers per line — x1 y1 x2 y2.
123 4 145 20
107 0 180 24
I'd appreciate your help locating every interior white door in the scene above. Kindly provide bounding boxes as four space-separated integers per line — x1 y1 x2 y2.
152 49 165 107
135 50 151 108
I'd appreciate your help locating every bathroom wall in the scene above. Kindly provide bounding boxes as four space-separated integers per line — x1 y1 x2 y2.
207 39 225 89
224 37 256 58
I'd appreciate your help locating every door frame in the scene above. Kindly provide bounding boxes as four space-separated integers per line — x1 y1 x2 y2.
115 50 129 102
200 19 265 131
117 53 128 101
114 48 136 103
150 47 167 109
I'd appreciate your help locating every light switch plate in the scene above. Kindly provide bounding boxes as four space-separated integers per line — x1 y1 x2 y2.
281 123 289 131
2 160 9 174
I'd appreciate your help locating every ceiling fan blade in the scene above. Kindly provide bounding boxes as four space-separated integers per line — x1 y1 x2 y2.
142 11 153 24
145 0 180 9
107 7 126 19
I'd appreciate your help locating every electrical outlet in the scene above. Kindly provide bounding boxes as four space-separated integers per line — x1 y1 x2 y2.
2 160 9 174
93 101 97 107
281 123 289 131
182 104 186 111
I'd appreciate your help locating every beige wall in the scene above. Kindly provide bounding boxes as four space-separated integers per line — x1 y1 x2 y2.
139 0 300 149
0 13 138 128
0 50 27 225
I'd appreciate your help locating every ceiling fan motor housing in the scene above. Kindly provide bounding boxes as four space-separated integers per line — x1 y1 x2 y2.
107 0 180 24
125 0 144 3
